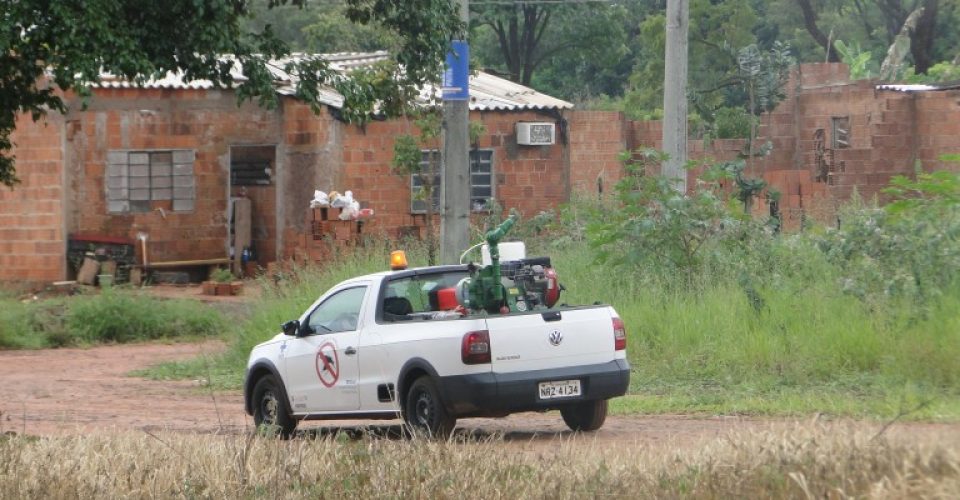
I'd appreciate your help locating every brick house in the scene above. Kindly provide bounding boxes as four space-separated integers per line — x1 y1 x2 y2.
0 52 616 285
3 60 959 286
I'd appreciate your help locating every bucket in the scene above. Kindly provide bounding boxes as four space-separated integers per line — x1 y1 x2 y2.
98 274 114 288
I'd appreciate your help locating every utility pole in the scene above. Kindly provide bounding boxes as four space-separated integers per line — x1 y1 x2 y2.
662 0 689 193
440 0 471 264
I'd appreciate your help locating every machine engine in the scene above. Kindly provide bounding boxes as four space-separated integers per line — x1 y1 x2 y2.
500 257 562 312
455 212 563 314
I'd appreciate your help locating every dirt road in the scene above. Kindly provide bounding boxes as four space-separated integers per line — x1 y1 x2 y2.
2 342 957 451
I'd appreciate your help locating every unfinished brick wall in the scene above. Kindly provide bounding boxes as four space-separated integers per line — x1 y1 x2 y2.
567 111 628 198
0 114 67 284
914 90 960 172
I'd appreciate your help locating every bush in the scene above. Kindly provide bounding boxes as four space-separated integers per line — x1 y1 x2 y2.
0 291 223 349
816 171 960 303
66 290 221 343
713 106 755 139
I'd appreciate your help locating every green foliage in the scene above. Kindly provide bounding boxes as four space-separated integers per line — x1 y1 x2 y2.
390 112 442 264
469 1 630 97
735 42 795 116
0 291 222 349
140 169 960 418
210 268 235 284
689 42 794 152
626 0 761 115
809 170 960 303
884 170 960 215
834 39 876 80
300 4 398 53
0 0 463 186
712 107 755 139
586 150 744 286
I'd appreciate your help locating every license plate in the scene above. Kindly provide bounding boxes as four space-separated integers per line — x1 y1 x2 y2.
538 380 581 399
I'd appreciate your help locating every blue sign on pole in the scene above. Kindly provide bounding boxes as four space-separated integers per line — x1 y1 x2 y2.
443 40 470 101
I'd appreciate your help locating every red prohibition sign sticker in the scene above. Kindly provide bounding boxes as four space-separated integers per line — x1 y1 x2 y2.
315 341 340 388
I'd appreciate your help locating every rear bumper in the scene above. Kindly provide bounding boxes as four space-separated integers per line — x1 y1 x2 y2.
438 359 630 417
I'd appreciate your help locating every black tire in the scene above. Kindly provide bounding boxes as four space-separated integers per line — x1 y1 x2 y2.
252 375 297 438
403 376 456 439
560 399 608 432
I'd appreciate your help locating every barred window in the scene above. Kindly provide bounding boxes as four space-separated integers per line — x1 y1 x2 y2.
106 150 196 213
831 116 850 149
411 149 494 213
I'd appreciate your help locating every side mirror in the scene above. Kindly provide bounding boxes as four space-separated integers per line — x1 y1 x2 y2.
281 319 300 337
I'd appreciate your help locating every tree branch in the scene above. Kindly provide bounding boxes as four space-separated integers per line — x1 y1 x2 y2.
797 0 840 62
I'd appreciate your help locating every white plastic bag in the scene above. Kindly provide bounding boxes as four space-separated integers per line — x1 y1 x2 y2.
309 190 329 208
339 200 361 220
331 190 353 208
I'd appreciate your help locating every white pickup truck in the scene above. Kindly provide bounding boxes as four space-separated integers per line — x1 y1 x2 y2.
243 263 630 438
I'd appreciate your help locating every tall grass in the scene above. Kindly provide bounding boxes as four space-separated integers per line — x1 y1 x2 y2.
0 290 223 349
1 425 957 498
141 200 960 419
548 238 960 418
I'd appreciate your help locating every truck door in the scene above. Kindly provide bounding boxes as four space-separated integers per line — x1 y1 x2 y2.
282 285 367 413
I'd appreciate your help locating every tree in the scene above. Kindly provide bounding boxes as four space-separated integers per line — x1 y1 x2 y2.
0 0 462 187
624 0 759 116
244 0 398 53
785 0 946 74
796 0 841 62
469 1 626 89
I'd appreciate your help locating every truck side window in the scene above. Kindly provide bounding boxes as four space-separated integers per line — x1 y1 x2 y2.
382 271 468 321
306 286 366 334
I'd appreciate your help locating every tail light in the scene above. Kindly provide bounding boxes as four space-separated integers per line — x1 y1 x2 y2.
461 330 491 364
613 317 626 351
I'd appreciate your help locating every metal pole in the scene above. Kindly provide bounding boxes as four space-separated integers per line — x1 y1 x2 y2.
662 0 689 193
440 0 472 264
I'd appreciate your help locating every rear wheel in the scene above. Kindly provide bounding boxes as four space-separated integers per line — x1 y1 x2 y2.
404 376 455 439
560 399 608 432
252 375 297 438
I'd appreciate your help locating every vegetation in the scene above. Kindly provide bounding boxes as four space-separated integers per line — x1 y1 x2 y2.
0 425 957 497
0 290 222 349
210 267 236 284
139 164 960 421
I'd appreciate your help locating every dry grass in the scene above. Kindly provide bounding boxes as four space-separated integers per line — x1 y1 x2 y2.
1 424 957 499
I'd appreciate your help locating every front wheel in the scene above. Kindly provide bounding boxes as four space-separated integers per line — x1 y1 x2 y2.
252 375 297 438
403 376 456 439
560 400 608 432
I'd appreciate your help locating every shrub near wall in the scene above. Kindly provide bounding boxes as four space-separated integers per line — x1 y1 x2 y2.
0 291 223 349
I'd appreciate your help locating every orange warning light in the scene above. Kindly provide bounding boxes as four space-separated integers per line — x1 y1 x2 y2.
390 250 408 271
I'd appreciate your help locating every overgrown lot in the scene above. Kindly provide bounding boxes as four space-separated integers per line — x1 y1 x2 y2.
0 289 223 349
143 164 959 421
140 163 960 420
1 425 956 498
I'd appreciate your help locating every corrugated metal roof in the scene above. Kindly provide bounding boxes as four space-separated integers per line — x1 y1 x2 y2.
93 52 572 111
876 82 960 92
465 72 572 111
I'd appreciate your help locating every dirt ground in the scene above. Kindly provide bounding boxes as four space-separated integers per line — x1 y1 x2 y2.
2 342 959 452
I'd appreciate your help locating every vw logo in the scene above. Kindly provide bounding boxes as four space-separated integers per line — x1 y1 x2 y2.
548 330 563 346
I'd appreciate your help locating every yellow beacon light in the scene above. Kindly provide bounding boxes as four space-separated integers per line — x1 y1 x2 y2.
390 250 408 271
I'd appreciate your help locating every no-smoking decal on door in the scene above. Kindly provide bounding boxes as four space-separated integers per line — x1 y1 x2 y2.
315 341 340 388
